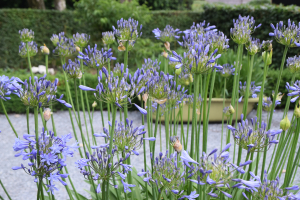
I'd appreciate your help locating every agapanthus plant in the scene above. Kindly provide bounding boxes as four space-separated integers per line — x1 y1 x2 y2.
52 33 76 57
286 55 300 73
63 59 83 79
216 63 235 78
75 146 133 193
148 71 172 102
19 28 34 42
152 25 181 43
238 81 261 102
208 30 230 54
167 80 186 107
78 44 115 68
182 144 254 199
15 75 71 108
227 114 282 153
113 18 142 42
12 128 78 194
138 151 191 199
19 41 38 58
230 15 261 45
73 33 90 48
269 19 300 47
102 31 115 45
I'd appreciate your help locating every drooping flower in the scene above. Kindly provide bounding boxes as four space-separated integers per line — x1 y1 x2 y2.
78 44 116 68
12 128 78 194
19 28 34 42
238 81 261 102
227 114 282 153
19 41 38 58
73 33 90 48
230 15 261 45
269 19 300 47
152 25 181 43
63 59 83 79
286 55 300 73
216 64 235 78
102 31 115 45
15 75 71 108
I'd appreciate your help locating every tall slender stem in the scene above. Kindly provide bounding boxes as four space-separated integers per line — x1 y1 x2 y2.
0 99 18 137
0 179 12 200
221 79 226 150
123 41 129 120
45 55 48 74
26 42 34 83
242 54 255 116
202 71 211 154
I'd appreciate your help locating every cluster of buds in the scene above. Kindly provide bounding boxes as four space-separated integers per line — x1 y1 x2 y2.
19 41 38 58
238 81 261 102
167 81 186 107
52 32 77 57
0 75 21 101
148 71 171 102
217 64 235 78
286 55 300 73
269 19 300 47
19 28 34 42
78 44 116 68
177 68 193 86
227 114 282 153
208 31 230 54
181 144 256 199
75 146 134 193
12 128 78 194
246 37 262 55
262 40 273 66
102 31 115 45
230 15 261 45
113 63 128 77
63 59 83 79
73 33 90 48
15 75 71 108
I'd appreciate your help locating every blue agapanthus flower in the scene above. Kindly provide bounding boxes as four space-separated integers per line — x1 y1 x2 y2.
183 21 216 36
12 128 79 194
63 59 82 79
73 33 90 48
286 80 300 103
227 114 282 153
152 25 181 43
78 44 116 68
19 41 38 58
75 146 134 194
112 18 142 42
286 55 300 73
262 95 281 112
15 75 71 108
246 37 262 55
52 33 76 57
216 64 235 78
0 75 21 101
19 28 34 42
102 31 115 45
238 81 261 102
269 19 300 47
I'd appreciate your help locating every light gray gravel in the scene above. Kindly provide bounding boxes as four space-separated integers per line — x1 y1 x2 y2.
0 109 298 200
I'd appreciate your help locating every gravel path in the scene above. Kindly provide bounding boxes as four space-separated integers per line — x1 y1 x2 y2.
0 109 298 200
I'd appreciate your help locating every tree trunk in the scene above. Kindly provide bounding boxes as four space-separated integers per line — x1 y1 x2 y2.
27 0 45 9
54 0 66 11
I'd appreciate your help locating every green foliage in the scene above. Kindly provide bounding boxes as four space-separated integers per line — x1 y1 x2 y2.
138 0 193 10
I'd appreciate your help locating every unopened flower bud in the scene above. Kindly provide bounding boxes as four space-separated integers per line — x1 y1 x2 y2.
40 44 50 55
164 42 170 51
280 115 291 131
92 101 97 108
294 105 300 118
224 105 235 117
155 98 167 105
76 46 80 52
262 40 272 52
43 108 52 122
262 49 273 66
175 68 181 75
162 51 168 58
188 74 193 83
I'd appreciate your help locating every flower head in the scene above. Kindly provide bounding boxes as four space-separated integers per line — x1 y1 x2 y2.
238 81 261 102
170 136 183 153
15 75 71 108
152 25 181 43
286 80 300 103
19 42 38 58
262 95 281 112
19 28 34 42
12 128 78 194
0 75 21 101
102 31 115 45
230 15 261 45
142 58 161 71
52 33 76 57
63 59 83 79
113 18 142 42
246 38 262 55
183 21 216 36
217 64 235 78
269 19 300 47
227 114 282 153
78 44 115 68
50 32 65 47
287 55 300 73
73 33 90 48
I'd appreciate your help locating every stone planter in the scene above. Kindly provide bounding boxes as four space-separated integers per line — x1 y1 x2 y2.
152 97 260 123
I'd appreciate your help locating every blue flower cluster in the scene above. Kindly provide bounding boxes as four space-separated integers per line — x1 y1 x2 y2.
0 75 21 101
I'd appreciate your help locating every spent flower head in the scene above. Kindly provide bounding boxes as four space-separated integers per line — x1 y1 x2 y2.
227 114 282 153
12 128 78 194
15 75 71 108
73 33 90 48
19 42 38 58
152 25 181 43
19 28 34 42
230 15 261 44
223 105 235 117
269 19 300 47
286 55 300 73
63 59 83 79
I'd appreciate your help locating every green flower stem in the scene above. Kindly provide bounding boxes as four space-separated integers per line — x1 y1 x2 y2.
99 101 105 128
202 71 211 154
261 45 289 180
102 180 106 200
186 84 192 148
0 99 18 137
45 55 48 74
0 179 12 200
34 107 40 165
27 107 30 135
290 143 300 184
190 73 200 159
160 114 163 152
157 186 165 200
221 79 227 150
26 42 34 82
141 100 149 200
152 106 160 157
37 177 44 200
196 75 203 161
242 54 255 116
275 132 293 178
123 41 129 121
283 117 300 188
278 138 293 179
180 103 185 148
107 44 111 122
165 108 170 154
